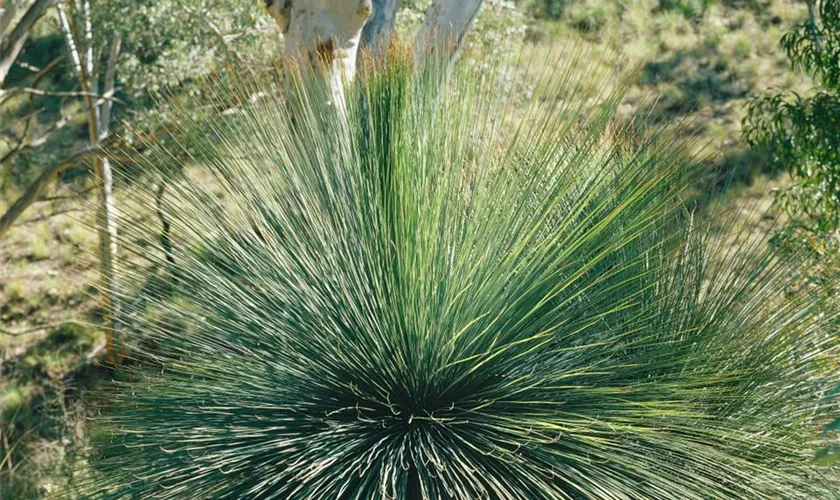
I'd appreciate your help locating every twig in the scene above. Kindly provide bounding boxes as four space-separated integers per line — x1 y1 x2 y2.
0 56 65 165
0 0 54 88
15 61 43 73
0 87 124 106
0 143 103 237
86 338 107 360
0 122 168 238
0 55 62 104
0 116 69 164
0 110 36 164
202 13 241 61
15 207 83 225
35 186 95 203
0 426 36 475
0 424 11 479
0 320 96 337
155 181 176 265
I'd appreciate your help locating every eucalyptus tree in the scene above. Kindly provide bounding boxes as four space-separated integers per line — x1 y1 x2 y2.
264 0 484 105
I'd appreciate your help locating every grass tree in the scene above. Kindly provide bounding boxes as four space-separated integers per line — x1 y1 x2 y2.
75 46 840 498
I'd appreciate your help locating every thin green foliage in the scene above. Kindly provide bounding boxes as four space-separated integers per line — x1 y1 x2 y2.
79 46 838 499
744 0 840 234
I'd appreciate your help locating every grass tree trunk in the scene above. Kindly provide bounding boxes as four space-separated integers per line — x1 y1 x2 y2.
57 2 122 364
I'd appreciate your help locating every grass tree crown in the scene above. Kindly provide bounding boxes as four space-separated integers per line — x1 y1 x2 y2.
80 47 839 499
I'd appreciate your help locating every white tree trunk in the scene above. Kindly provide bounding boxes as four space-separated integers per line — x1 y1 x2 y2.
266 0 373 113
264 0 483 107
361 0 399 57
96 34 122 361
416 0 483 62
58 2 122 363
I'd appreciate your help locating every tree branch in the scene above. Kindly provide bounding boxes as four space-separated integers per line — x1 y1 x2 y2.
0 86 124 106
2 0 53 52
0 56 66 165
15 206 82 225
0 0 55 87
205 18 241 61
806 0 823 53
15 60 43 73
0 1 18 41
0 114 68 164
35 186 94 202
0 54 62 102
0 26 27 86
0 143 101 237
1 109 38 164
0 320 96 337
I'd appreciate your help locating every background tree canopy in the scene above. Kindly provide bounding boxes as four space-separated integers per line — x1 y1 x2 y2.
744 0 840 234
